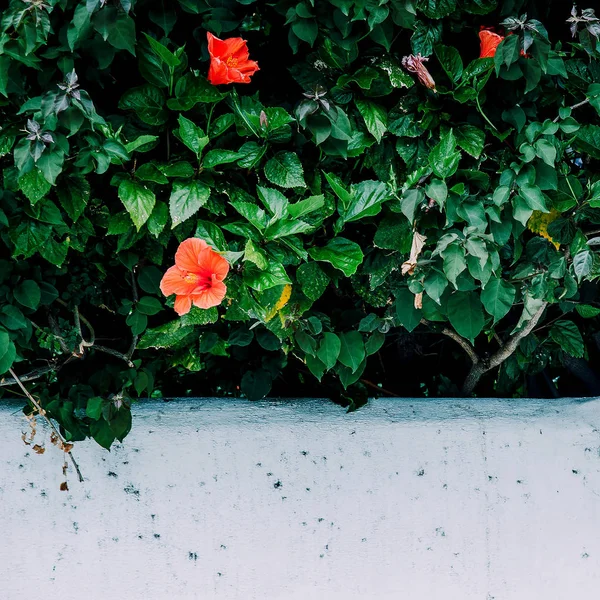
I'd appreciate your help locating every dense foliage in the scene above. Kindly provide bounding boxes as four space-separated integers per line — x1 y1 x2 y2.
2 0 600 450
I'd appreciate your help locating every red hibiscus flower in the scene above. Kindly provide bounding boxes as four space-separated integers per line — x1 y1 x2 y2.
479 28 529 58
160 238 230 315
207 32 259 85
479 29 504 58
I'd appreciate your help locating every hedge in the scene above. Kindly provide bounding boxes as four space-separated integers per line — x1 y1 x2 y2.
1 0 600 454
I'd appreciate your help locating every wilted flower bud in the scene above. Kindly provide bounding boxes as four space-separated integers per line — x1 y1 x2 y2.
402 54 436 92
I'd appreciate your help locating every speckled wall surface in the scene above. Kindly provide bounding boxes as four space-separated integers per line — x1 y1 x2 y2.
1 397 600 599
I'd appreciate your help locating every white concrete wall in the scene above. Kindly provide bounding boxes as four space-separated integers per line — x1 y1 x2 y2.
1 397 600 599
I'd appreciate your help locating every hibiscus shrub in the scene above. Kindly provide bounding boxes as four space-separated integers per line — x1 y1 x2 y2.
2 0 600 449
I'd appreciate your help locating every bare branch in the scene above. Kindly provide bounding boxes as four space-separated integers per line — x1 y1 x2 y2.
441 327 480 365
95 345 135 368
126 268 139 361
8 368 84 483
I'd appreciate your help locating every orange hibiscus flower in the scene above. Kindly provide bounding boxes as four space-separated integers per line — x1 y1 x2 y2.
479 29 504 58
207 32 260 85
160 238 230 316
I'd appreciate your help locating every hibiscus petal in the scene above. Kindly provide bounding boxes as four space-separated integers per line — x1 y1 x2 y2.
479 30 504 58
160 265 197 297
223 37 249 60
174 295 193 316
208 58 231 85
192 281 227 309
207 32 229 58
175 238 208 272
198 248 230 281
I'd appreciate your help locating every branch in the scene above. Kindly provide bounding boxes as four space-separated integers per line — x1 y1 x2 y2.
441 327 480 365
553 98 590 123
462 302 548 395
95 345 135 368
126 268 139 361
0 364 56 387
422 319 480 365
8 368 84 483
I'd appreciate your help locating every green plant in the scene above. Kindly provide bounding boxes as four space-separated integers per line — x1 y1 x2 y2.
2 0 600 459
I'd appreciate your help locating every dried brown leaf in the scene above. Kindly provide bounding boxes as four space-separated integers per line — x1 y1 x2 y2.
32 444 45 454
60 481 69 492
414 292 423 310
401 231 427 276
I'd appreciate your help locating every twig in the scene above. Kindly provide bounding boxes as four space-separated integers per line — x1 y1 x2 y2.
0 364 57 387
359 379 399 397
126 268 139 361
553 98 590 123
8 368 84 483
95 345 135 368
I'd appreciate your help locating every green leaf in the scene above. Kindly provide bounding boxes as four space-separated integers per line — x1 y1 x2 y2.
138 320 194 349
138 266 163 295
241 369 272 400
575 305 600 319
574 125 600 160
0 330 16 375
257 186 288 219
318 332 341 370
119 85 167 126
442 243 466 287
365 331 385 356
244 261 291 291
395 288 422 333
417 0 457 19
296 330 317 356
425 179 447 208
374 214 412 252
203 149 243 169
137 296 163 316
142 33 180 68
424 269 447 304
338 331 365 373
534 139 556 166
169 180 210 227
480 278 515 323
86 397 104 421
56 177 90 222
455 125 485 159
586 83 600 115
18 170 51 205
308 237 364 276
573 250 593 282
178 115 209 157
118 178 156 230
550 321 584 358
519 184 549 212
494 35 520 75
168 73 226 111
355 99 387 143
180 306 218 326
264 152 306 188
338 180 392 224
14 280 41 310
447 292 484 342
195 221 227 251
429 129 461 179
0 305 27 330
288 195 325 219
434 44 463 82
401 189 425 224
90 419 116 450
126 309 147 335
297 262 329 301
